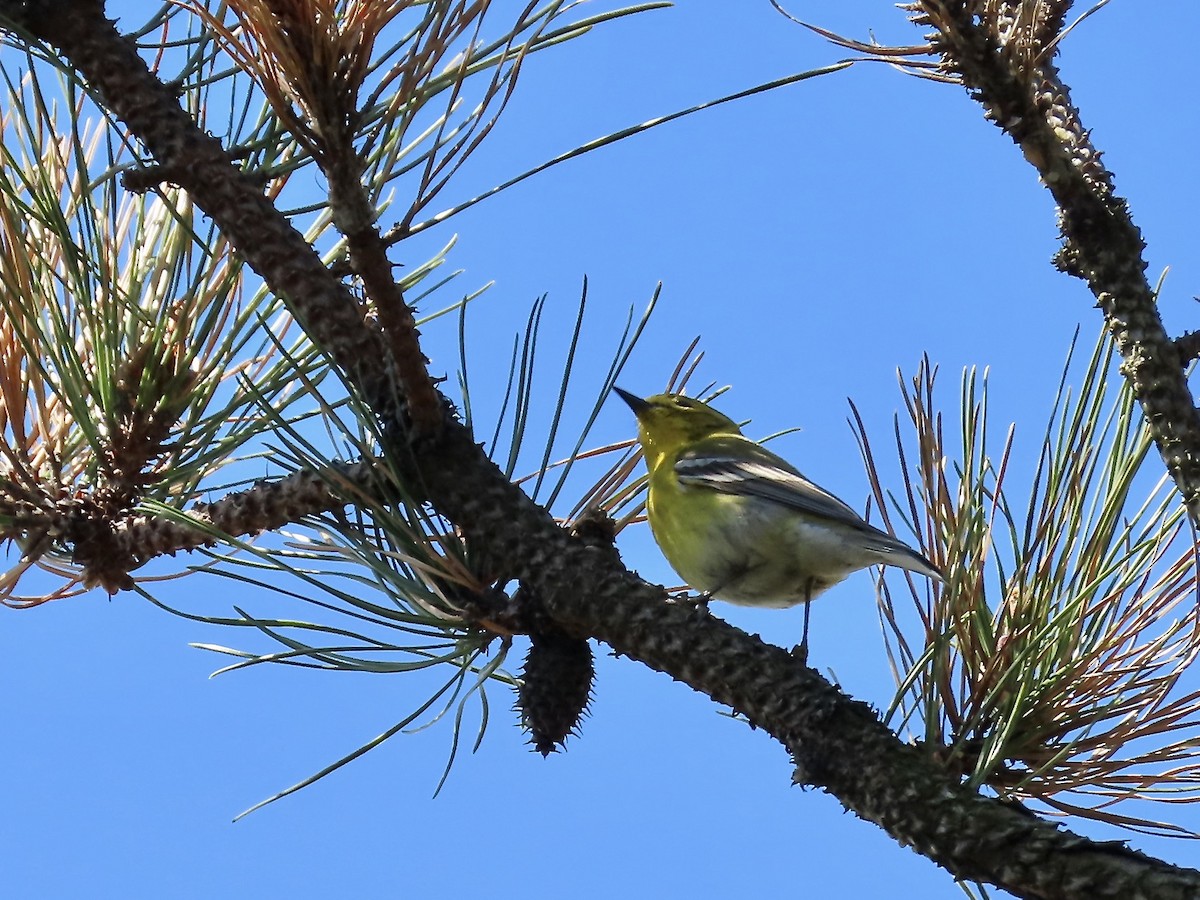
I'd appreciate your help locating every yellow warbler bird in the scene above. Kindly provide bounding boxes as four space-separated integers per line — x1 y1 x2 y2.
615 388 941 652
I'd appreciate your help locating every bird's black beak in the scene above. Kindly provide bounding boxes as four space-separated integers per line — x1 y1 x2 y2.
613 386 650 415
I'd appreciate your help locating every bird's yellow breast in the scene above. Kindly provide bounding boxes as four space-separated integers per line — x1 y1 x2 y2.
646 463 855 607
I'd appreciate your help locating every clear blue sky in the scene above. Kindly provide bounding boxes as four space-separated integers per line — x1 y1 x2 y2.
3 2 1200 897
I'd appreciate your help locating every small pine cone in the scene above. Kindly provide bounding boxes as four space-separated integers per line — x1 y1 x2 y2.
517 629 594 757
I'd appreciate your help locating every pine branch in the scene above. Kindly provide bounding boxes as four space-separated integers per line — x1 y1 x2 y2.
905 0 1200 523
402 411 1200 900
224 1 447 436
5 2 1200 896
323 131 443 437
107 460 383 571
6 0 400 423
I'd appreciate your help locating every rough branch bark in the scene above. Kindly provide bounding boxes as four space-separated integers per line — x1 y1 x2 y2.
101 461 384 578
910 0 1200 523
3 2 1199 897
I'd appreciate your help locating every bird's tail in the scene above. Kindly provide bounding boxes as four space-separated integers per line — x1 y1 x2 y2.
890 544 943 582
870 530 943 582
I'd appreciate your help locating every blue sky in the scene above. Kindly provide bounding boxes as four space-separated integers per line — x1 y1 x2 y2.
3 2 1200 897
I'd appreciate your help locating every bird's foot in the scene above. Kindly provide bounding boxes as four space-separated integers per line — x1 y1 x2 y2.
667 590 710 612
672 588 705 609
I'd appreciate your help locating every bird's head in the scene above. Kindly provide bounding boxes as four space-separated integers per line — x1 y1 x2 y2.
614 388 741 465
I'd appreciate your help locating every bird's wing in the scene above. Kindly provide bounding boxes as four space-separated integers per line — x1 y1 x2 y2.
675 436 943 579
675 436 864 526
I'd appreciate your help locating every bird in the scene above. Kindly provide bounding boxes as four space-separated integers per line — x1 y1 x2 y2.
614 388 942 658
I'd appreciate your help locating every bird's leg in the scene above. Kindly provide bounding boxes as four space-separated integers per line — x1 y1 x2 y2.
791 578 815 665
